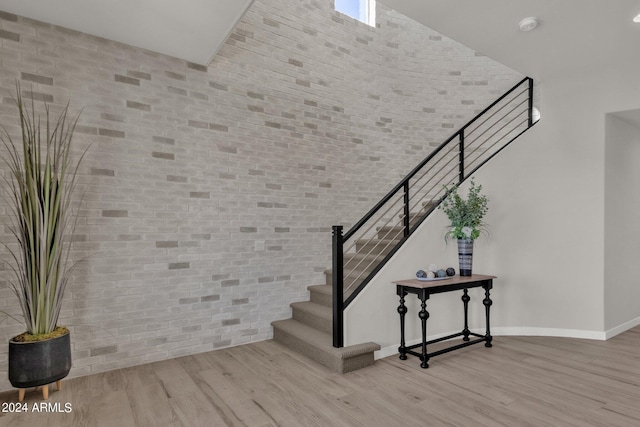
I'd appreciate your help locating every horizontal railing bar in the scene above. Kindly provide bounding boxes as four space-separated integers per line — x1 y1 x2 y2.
341 192 404 254
352 150 457 240
407 153 459 210
344 234 410 307
409 173 456 215
343 205 405 268
340 77 534 311
464 89 528 140
465 117 529 171
469 105 528 153
463 118 538 181
465 113 527 162
343 204 405 280
342 77 530 242
407 177 455 211
406 143 459 188
408 175 456 218
344 172 460 300
343 181 407 241
344 225 406 295
460 77 530 133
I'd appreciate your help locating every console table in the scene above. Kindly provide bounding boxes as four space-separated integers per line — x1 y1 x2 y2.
394 274 495 368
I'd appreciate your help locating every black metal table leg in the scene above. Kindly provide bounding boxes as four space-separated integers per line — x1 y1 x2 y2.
397 287 408 360
461 288 470 341
419 291 430 368
483 283 493 347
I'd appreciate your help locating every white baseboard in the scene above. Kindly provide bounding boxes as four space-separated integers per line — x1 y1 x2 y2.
374 326 614 360
491 327 606 341
604 315 640 339
374 318 640 360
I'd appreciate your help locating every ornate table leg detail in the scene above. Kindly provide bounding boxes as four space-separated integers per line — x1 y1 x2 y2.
462 288 470 341
397 288 408 360
483 284 493 347
419 292 430 368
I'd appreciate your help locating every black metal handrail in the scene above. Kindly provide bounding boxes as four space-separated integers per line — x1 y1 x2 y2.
332 77 536 347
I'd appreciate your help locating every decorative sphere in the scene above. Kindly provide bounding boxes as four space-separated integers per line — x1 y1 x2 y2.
446 267 456 276
416 270 427 278
436 269 447 278
427 271 436 278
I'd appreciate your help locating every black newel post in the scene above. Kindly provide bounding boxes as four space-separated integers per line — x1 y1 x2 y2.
403 181 410 237
458 129 465 184
332 225 344 348
528 77 534 127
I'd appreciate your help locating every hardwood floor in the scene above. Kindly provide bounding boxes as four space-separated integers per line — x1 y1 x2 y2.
2 326 640 426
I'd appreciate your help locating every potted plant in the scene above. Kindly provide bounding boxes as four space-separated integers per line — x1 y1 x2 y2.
439 179 489 276
1 85 85 401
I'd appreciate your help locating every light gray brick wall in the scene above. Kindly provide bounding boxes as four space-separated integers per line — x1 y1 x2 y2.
0 0 522 390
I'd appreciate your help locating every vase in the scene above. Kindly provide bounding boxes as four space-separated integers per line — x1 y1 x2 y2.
457 239 474 276
9 331 72 393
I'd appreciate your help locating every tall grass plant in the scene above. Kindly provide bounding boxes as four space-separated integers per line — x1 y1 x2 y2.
1 84 85 336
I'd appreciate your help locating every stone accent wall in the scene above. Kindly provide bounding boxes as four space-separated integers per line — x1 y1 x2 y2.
0 0 521 390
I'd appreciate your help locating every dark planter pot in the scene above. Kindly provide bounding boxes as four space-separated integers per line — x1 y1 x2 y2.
9 331 72 389
457 239 474 276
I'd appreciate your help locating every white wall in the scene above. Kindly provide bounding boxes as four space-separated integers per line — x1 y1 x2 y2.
604 112 640 332
347 68 640 354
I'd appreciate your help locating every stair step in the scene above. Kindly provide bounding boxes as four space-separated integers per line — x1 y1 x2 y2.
324 268 373 290
398 211 425 221
291 301 331 333
423 200 438 210
379 202 439 236
376 225 405 240
344 251 384 270
355 237 400 254
308 284 332 307
271 319 380 373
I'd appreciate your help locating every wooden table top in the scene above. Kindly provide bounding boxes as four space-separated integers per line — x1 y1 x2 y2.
393 274 496 289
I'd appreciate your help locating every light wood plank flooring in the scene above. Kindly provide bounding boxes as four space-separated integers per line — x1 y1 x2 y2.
1 326 639 426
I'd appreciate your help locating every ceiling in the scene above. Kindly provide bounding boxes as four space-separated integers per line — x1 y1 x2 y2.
0 0 255 65
0 0 638 79
381 0 640 81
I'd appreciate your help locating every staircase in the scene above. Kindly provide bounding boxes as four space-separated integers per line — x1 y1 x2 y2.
273 77 536 373
270 202 434 372
271 289 379 373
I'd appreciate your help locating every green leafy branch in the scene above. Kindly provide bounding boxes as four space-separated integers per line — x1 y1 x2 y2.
439 179 489 241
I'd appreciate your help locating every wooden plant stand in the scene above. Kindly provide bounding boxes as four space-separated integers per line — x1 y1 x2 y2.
17 380 62 402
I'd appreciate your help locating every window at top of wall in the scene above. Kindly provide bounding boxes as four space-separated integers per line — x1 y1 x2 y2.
335 0 376 27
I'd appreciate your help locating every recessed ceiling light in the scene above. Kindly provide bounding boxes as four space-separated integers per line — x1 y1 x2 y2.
519 17 538 32
634 13 640 23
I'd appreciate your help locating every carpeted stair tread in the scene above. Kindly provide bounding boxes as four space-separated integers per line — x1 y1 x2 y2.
271 318 380 373
375 225 405 240
355 237 400 252
307 284 331 294
291 301 331 333
291 300 331 319
323 269 375 293
308 284 332 307
423 200 438 209
344 251 385 270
